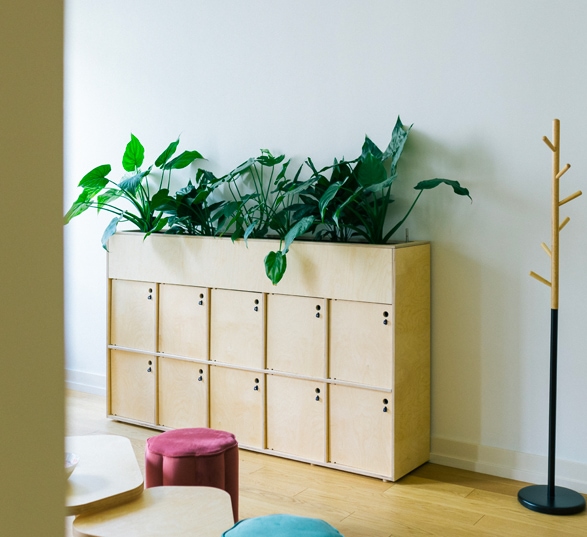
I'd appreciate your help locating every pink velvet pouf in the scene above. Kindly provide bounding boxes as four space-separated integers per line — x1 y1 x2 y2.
145 428 239 520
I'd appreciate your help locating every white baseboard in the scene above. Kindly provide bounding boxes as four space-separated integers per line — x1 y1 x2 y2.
65 368 106 396
431 437 587 494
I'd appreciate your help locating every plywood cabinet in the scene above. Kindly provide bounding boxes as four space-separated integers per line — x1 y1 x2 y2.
107 233 430 481
209 366 264 448
158 358 208 429
266 375 326 461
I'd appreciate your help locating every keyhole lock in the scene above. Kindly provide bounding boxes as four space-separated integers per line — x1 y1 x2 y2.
315 304 321 318
254 299 259 312
147 360 153 373
315 387 321 401
383 311 389 325
198 368 203 381
198 294 204 306
147 367 152 373
254 378 260 391
383 398 389 412
147 288 153 300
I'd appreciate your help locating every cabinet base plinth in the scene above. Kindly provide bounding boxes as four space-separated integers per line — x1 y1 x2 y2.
518 485 586 515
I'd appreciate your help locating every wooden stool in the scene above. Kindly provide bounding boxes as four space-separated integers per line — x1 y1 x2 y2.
73 486 234 537
145 428 239 520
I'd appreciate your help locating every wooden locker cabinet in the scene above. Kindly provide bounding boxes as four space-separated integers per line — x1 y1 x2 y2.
107 233 430 481
158 358 208 429
210 289 264 369
209 366 264 449
266 294 326 378
266 375 326 461
109 350 156 424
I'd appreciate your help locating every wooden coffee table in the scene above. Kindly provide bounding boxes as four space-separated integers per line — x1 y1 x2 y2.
65 435 144 516
72 486 235 537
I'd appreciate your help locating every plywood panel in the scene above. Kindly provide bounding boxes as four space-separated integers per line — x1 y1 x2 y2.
209 366 264 448
266 294 326 377
329 384 392 477
108 233 411 303
158 358 208 428
159 284 208 359
392 244 431 479
266 375 325 462
110 280 157 352
109 350 155 424
210 289 264 368
329 300 393 389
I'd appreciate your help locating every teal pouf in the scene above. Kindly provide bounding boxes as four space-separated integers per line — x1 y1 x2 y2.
222 514 344 536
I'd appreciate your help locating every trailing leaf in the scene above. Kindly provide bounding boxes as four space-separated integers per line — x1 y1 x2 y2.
264 250 287 285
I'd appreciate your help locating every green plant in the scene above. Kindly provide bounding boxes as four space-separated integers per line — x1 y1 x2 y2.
155 169 226 236
303 116 471 244
218 149 307 241
64 134 204 248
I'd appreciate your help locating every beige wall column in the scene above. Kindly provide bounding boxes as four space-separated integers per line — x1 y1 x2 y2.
0 0 65 534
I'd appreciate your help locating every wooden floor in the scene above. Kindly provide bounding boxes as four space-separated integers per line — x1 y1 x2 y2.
65 389 587 536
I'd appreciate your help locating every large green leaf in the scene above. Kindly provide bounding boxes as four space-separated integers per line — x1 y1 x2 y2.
382 116 412 173
78 164 111 196
122 134 145 172
96 188 124 210
163 150 204 170
282 216 315 254
356 152 387 187
361 136 383 161
119 166 152 195
414 178 472 200
64 191 92 223
264 250 287 285
257 149 285 167
319 182 343 220
155 139 180 168
101 215 122 250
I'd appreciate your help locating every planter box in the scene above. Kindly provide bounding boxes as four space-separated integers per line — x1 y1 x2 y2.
107 232 430 481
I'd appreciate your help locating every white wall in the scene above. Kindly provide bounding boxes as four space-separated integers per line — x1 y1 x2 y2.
64 0 587 491
2 1 64 534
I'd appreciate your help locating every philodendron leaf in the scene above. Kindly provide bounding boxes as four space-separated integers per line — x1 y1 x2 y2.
264 250 287 285
356 151 387 187
101 216 122 250
97 188 124 210
79 164 111 196
382 116 412 174
414 178 472 200
361 135 383 161
155 139 180 168
119 166 152 195
282 216 315 254
164 150 204 170
64 191 92 223
122 134 145 172
319 182 343 220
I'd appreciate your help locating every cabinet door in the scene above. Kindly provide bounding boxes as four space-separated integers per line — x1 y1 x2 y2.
159 285 209 359
329 384 392 477
209 366 264 448
266 295 326 377
110 280 157 352
266 375 325 462
109 350 156 424
210 289 264 368
158 358 208 429
329 300 393 389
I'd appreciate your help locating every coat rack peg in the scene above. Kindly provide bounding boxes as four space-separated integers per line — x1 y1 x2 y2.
555 163 571 180
543 136 556 152
529 271 551 287
559 217 570 231
559 190 582 206
541 243 552 257
519 119 586 515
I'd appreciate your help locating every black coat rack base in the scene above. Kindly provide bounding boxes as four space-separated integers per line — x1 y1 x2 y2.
518 484 585 515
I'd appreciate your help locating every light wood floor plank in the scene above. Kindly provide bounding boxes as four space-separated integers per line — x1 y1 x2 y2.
65 390 587 536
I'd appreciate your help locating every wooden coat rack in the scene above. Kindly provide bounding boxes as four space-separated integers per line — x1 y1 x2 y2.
518 119 586 515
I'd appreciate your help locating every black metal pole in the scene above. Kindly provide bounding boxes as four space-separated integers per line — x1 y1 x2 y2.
547 309 558 499
518 308 585 514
